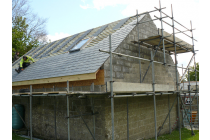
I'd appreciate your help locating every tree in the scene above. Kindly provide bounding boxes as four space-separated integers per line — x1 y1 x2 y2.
185 62 199 81
12 16 39 61
12 0 48 61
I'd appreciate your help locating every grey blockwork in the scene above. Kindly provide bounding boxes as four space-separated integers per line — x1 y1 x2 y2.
93 25 108 37
35 41 57 58
12 15 145 82
52 33 79 53
12 47 37 66
64 29 93 52
40 37 67 57
112 17 130 30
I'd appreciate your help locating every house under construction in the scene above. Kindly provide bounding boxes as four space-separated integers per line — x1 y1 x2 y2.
12 2 199 140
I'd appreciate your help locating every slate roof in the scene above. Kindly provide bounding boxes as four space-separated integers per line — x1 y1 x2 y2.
12 15 146 82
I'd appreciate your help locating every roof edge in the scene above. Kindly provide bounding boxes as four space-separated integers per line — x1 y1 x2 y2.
12 72 97 86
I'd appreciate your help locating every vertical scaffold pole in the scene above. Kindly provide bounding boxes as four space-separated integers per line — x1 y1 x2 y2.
168 95 171 134
67 81 70 140
28 95 30 136
127 97 129 140
171 5 181 140
177 93 181 139
182 64 186 127
30 85 32 140
188 69 194 135
91 98 95 137
136 10 142 83
190 21 199 127
159 0 166 65
151 50 157 140
54 96 57 140
182 64 184 89
109 34 115 140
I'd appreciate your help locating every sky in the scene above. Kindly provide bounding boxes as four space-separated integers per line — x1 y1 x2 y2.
0 0 209 138
28 0 200 75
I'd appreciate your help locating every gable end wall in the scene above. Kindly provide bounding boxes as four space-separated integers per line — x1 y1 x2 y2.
103 14 178 87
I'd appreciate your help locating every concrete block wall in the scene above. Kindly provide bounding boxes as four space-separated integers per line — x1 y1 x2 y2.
103 94 178 140
12 14 182 140
13 94 179 140
103 14 178 87
12 96 107 140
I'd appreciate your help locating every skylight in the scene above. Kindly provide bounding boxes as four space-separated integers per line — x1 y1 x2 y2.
70 38 89 52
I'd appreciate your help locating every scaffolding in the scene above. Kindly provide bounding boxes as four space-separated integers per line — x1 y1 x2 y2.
12 1 199 140
99 1 199 140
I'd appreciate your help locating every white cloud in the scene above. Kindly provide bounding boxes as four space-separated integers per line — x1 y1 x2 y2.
92 0 129 10
47 32 70 42
80 0 92 9
80 4 91 9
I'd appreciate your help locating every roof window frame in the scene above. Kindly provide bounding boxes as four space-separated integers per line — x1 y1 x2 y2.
69 37 93 53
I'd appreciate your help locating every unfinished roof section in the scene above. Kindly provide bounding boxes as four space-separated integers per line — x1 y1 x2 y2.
12 15 146 85
12 16 143 68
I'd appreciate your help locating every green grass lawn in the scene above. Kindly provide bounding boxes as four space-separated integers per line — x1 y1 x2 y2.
12 128 198 140
147 128 199 140
12 132 30 140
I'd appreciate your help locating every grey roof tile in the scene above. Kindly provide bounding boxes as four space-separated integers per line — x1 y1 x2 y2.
12 47 37 66
93 25 108 37
40 37 67 57
12 15 146 82
113 17 130 30
35 41 57 58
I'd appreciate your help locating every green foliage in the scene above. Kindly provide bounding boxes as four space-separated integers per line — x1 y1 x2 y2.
147 128 199 140
185 63 199 81
12 132 30 140
12 16 39 61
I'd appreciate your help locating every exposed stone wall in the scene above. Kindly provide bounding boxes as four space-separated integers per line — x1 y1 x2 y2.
103 14 178 87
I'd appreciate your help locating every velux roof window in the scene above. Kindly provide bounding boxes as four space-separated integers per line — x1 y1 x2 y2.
70 38 89 52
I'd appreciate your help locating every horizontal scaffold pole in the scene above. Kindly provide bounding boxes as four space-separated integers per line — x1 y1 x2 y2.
110 92 174 98
129 7 166 18
154 15 197 42
172 29 196 35
132 16 169 25
99 49 190 69
155 7 192 32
